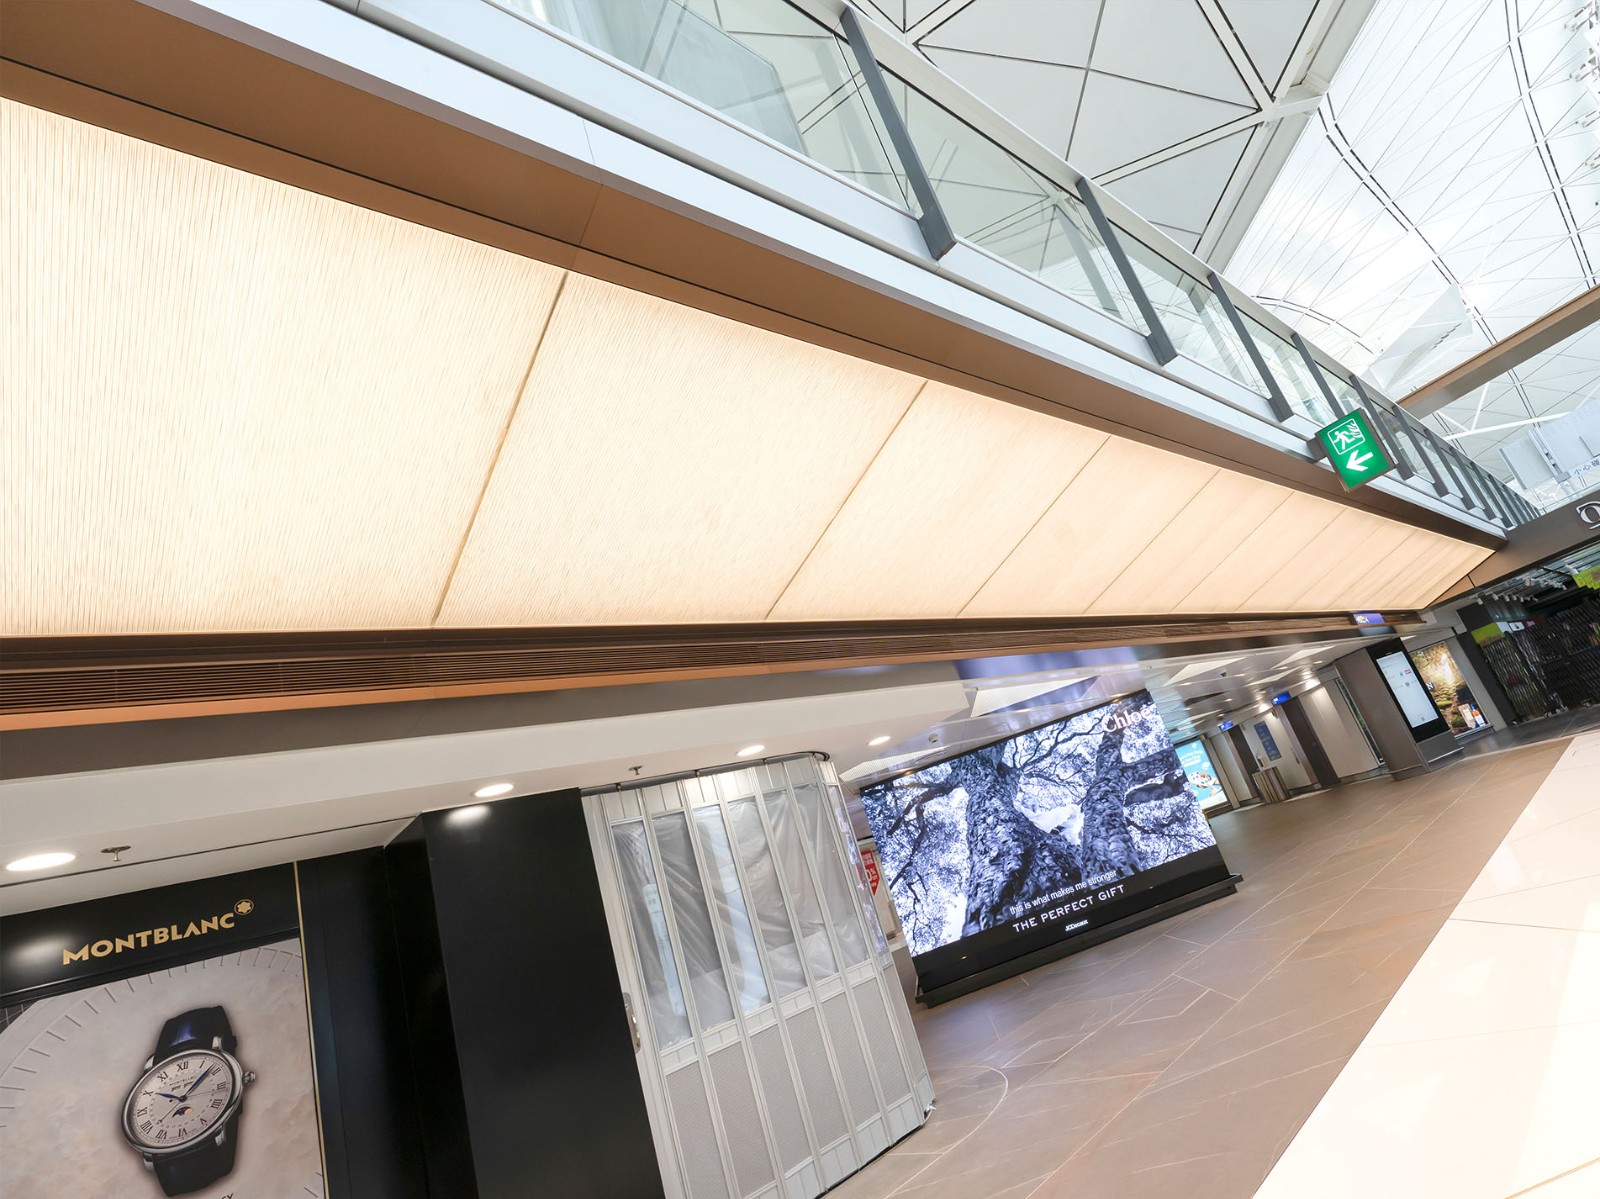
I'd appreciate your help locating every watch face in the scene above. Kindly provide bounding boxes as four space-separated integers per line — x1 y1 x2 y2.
124 1049 238 1151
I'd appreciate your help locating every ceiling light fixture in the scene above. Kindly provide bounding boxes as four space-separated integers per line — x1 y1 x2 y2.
6 851 76 873
868 735 891 747
737 744 765 758
473 782 514 799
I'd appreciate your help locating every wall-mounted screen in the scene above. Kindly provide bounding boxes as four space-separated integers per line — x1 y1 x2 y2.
1176 739 1229 811
1372 646 1450 740
861 691 1233 993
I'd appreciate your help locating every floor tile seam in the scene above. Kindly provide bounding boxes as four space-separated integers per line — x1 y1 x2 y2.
1119 984 1213 1025
1019 1067 1164 1090
1126 1149 1232 1176
1504 1154 1600 1197
1025 1067 1174 1189
1000 1028 1099 1070
1361 1016 1600 1053
1504 801 1600 845
1447 916 1600 935
884 1065 1011 1195
1144 1051 1358 1114
1143 998 1386 1095
1462 869 1600 904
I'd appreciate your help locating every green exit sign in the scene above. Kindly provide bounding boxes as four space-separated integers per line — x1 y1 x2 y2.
1317 409 1394 489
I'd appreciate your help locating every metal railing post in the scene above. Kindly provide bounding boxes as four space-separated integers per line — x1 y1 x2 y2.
1208 272 1292 420
1294 332 1344 419
1427 426 1479 511
1358 379 1446 496
1074 179 1179 365
1453 446 1504 524
839 6 956 260
1058 216 1124 318
1353 391 1421 483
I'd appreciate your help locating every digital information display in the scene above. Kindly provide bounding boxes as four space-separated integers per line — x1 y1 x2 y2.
862 691 1233 994
1374 649 1445 731
1176 739 1229 810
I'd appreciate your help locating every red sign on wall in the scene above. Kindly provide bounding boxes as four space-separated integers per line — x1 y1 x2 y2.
860 846 881 894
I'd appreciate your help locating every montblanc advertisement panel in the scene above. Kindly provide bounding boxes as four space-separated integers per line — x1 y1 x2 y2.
862 691 1232 992
0 867 325 1197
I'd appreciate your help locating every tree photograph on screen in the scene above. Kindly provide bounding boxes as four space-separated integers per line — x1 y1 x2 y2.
862 692 1219 959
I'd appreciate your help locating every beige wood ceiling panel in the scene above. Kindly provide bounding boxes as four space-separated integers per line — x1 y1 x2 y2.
1087 470 1292 615
1177 490 1344 612
437 274 922 625
1328 526 1439 610
769 382 1108 619
1246 508 1380 611
1 99 564 635
1373 536 1490 609
964 439 1218 616
1287 512 1418 611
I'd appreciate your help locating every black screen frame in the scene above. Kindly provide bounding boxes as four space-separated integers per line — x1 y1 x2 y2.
1366 642 1451 742
860 690 1233 995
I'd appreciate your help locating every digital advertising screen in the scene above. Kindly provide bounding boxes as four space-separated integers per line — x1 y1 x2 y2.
1371 646 1450 740
1176 739 1229 811
861 691 1233 993
1410 641 1489 735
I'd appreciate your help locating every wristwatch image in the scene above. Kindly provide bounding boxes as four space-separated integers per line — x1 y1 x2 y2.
121 1006 255 1196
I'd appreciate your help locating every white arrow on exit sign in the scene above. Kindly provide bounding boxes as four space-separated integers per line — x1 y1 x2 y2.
1345 448 1374 473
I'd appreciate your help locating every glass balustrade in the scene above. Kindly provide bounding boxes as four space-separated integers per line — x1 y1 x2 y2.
877 74 1144 330
501 0 917 209
1243 316 1336 426
478 0 1526 526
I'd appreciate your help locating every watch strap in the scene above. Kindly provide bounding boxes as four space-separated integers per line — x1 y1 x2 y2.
154 1006 236 1058
153 1123 238 1197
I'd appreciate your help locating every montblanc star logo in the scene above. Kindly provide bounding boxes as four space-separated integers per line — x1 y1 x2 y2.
233 899 254 917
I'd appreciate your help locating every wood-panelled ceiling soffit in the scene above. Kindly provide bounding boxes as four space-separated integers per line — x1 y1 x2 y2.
0 613 1422 730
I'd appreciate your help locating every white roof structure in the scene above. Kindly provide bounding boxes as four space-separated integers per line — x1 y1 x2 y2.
857 0 1373 258
1224 0 1600 490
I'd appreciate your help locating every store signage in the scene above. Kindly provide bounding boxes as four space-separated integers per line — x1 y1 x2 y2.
1317 410 1394 489
1254 722 1281 761
860 846 881 895
1579 500 1600 528
1 866 297 1001
1220 720 1235 731
1271 692 1290 705
1352 611 1386 626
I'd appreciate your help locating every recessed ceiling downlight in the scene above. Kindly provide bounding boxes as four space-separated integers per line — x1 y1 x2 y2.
473 782 514 799
868 735 892 747
6 851 76 873
736 744 765 758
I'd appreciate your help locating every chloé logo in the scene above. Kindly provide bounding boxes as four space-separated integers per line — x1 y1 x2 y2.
1579 501 1600 529
60 900 253 965
1103 709 1136 733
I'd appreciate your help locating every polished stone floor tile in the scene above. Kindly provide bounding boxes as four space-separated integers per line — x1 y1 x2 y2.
1255 732 1600 1199
840 734 1576 1198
